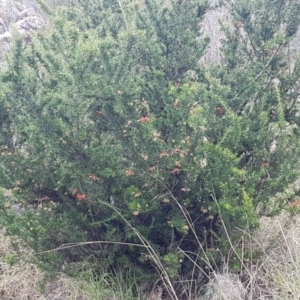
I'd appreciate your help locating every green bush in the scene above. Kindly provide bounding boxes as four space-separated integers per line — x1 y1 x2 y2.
1 0 300 294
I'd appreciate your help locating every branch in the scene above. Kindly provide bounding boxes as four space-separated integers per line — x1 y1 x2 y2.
36 240 148 254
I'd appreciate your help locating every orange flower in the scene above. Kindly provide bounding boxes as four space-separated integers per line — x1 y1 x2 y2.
126 168 135 176
175 161 182 167
171 147 181 156
76 193 87 201
97 110 105 116
139 116 150 123
89 174 99 181
291 199 300 207
159 151 168 158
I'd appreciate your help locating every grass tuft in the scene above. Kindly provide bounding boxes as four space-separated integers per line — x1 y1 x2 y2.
203 213 300 300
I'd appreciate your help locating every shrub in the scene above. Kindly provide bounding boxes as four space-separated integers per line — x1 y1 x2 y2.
1 0 300 296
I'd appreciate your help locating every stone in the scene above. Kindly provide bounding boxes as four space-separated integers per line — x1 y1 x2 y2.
16 16 44 32
0 0 45 66
0 31 11 42
0 18 7 34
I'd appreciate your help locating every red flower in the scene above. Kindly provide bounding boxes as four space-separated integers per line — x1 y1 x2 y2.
237 21 244 28
171 168 181 174
216 106 225 114
89 174 99 181
291 199 300 207
139 116 150 123
76 193 87 201
126 168 135 176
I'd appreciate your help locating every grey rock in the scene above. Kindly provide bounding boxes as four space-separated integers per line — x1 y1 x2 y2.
0 0 45 65
16 15 44 32
19 7 36 18
0 31 11 42
13 2 26 12
0 31 11 57
0 17 7 34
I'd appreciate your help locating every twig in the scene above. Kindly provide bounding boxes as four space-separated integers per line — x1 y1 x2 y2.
36 240 149 254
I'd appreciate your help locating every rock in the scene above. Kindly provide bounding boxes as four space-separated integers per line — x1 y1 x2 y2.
0 0 45 66
19 7 36 18
13 2 26 12
16 16 45 32
0 31 11 42
0 32 11 57
201 4 228 65
0 18 7 34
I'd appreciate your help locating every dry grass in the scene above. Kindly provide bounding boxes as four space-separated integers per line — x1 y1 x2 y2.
0 229 92 300
203 213 300 300
0 229 149 300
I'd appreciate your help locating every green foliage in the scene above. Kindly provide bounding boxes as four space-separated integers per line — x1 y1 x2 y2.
1 0 300 293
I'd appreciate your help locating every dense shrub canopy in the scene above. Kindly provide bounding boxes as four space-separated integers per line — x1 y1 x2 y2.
1 0 300 294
